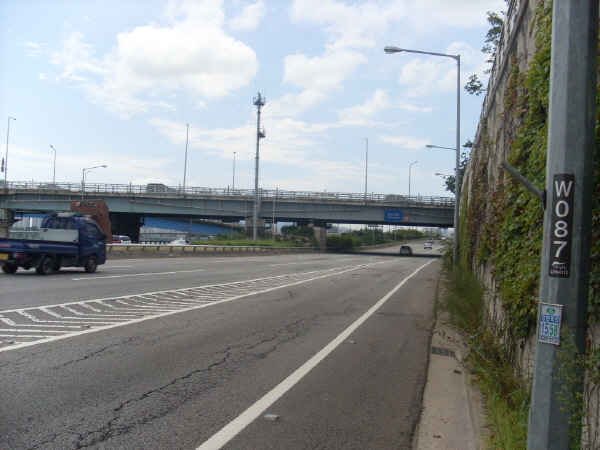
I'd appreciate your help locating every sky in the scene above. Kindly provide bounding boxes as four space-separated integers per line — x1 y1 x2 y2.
1 0 505 200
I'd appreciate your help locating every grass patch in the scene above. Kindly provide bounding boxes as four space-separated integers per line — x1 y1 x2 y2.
437 246 529 449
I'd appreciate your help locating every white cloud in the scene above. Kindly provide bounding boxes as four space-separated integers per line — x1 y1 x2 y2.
48 1 258 118
227 0 267 31
290 0 409 51
284 50 366 92
407 0 506 31
337 89 390 126
378 134 429 149
21 41 46 57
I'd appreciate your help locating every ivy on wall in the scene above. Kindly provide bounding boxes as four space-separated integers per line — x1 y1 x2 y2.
462 0 600 340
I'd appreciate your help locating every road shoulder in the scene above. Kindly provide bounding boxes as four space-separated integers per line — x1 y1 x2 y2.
413 321 487 449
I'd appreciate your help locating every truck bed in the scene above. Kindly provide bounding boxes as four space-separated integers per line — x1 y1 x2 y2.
8 228 79 243
0 238 80 254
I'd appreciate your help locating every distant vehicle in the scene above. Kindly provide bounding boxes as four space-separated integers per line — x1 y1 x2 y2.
169 238 191 245
399 245 413 256
0 213 107 275
424 242 432 249
112 235 132 244
146 183 176 193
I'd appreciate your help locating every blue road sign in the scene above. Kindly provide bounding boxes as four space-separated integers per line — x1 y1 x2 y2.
384 210 403 222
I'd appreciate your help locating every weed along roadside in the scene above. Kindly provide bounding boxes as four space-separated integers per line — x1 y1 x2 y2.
434 243 529 448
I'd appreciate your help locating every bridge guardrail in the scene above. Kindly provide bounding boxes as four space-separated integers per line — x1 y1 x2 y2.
107 244 321 259
4 181 455 207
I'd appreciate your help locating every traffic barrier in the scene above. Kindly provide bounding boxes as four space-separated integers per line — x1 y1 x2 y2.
107 244 320 259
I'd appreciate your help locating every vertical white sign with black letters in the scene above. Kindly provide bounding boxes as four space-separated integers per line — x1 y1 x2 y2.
548 174 575 278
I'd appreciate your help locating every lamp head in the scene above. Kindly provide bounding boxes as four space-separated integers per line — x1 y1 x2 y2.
384 46 403 54
426 145 434 148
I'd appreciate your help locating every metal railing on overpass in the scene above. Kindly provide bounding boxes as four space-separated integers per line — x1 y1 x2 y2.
3 181 455 207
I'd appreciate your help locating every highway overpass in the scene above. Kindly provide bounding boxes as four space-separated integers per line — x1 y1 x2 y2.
1 181 455 242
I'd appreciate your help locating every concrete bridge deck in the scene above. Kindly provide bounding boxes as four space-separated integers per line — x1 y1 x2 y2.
1 181 455 228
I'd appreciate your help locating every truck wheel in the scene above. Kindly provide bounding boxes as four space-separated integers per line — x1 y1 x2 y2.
84 255 98 273
36 257 54 275
2 264 18 274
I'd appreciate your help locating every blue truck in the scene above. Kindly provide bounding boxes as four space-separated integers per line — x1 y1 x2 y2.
0 213 108 275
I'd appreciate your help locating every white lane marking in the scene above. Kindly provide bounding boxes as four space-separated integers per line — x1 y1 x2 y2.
72 269 205 281
1 261 397 352
269 262 316 267
211 259 266 263
194 258 436 450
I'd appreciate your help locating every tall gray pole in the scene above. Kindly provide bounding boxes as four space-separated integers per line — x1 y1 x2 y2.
183 123 189 192
50 145 57 184
4 116 16 186
383 46 460 264
527 1 598 448
453 55 460 265
409 160 418 197
232 151 236 191
253 93 265 241
364 137 368 201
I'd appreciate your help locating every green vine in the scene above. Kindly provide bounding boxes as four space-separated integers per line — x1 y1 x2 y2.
460 0 600 445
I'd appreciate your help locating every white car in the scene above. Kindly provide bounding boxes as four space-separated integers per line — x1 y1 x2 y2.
424 242 433 249
170 238 191 245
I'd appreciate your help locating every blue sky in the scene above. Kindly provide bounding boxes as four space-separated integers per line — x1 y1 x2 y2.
1 0 504 199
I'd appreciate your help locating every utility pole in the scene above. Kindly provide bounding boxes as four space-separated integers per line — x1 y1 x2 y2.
527 1 598 449
253 93 265 241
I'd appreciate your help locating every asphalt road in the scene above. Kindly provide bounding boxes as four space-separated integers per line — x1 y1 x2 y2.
0 243 441 450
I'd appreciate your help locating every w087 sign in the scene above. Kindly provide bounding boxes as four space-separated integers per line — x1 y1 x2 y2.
549 174 575 278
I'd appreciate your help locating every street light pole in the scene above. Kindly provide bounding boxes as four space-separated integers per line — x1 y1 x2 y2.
363 137 369 201
408 160 418 196
232 151 236 192
3 116 16 186
427 143 460 255
81 165 107 202
50 145 57 184
385 46 460 264
183 124 189 193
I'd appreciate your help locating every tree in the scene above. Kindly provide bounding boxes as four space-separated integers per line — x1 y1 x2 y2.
465 74 485 96
482 11 504 70
464 10 505 96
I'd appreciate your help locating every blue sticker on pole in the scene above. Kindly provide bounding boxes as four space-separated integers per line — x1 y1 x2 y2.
538 303 562 345
385 210 403 222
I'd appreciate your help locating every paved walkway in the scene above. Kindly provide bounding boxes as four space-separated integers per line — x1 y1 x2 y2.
414 322 487 449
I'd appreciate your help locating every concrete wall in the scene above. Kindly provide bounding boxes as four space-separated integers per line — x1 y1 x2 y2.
465 1 599 444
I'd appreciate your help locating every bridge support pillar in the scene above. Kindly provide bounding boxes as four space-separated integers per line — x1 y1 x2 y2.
109 212 144 243
308 221 327 251
0 209 14 238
